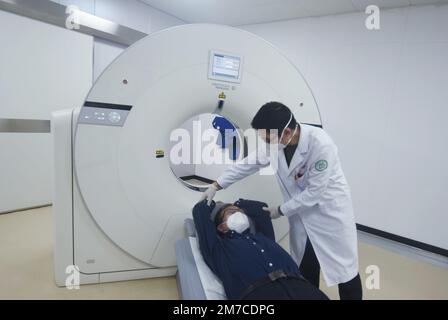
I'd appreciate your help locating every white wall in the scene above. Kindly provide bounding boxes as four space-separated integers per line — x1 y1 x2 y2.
1 0 185 213
51 0 186 79
170 114 235 182
240 4 448 250
89 0 186 79
194 114 235 181
0 10 93 213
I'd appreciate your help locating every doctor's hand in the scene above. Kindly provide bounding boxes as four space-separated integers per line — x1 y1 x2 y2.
199 182 221 206
262 206 282 219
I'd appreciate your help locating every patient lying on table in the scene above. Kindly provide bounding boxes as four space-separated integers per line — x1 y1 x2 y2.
192 199 329 300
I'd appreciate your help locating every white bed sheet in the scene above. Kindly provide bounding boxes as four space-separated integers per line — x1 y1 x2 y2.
188 237 227 300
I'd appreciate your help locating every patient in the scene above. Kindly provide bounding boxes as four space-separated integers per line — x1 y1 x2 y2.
192 199 329 300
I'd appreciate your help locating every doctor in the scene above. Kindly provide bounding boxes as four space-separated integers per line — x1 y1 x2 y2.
200 101 362 300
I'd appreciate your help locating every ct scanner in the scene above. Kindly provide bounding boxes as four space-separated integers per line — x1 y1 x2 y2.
52 24 322 289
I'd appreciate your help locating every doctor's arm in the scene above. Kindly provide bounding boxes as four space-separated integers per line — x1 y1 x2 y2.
280 145 336 217
216 150 270 189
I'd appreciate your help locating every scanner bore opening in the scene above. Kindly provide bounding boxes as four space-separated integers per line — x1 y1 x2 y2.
169 113 243 192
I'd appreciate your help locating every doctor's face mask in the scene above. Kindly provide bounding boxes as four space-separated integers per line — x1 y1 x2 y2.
258 113 296 149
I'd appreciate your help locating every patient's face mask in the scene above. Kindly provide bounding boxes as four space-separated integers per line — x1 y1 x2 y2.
226 212 250 234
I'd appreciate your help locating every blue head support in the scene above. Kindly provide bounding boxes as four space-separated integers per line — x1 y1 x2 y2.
212 116 238 160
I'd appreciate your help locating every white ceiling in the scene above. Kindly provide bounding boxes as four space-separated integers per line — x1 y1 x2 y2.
140 0 448 26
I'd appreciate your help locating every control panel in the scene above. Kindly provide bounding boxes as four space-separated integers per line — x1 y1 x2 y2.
78 102 132 127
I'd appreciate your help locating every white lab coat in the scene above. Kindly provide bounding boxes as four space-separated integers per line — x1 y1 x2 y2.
216 124 359 286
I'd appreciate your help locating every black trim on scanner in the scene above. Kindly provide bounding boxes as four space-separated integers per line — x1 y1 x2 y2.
357 224 448 257
180 175 215 185
84 101 133 111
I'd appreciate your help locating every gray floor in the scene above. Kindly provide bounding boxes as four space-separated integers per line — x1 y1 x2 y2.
0 206 447 300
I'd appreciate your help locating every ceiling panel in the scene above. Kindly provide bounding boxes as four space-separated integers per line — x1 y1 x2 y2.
351 0 411 11
298 0 355 17
409 0 448 5
139 0 448 25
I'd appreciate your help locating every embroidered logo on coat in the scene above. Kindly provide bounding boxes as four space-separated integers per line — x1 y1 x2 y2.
315 160 328 172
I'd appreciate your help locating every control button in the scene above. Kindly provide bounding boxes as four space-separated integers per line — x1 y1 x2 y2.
108 111 121 123
269 263 273 267
261 249 265 253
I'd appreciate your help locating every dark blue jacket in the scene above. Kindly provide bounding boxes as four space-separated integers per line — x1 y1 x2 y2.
192 199 302 299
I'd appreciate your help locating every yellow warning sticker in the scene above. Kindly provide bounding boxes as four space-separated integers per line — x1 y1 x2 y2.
219 92 227 100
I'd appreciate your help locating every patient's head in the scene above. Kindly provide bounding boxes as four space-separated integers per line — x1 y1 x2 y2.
213 203 249 234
